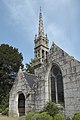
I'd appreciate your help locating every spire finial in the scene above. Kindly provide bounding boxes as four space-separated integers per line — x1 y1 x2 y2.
40 6 41 13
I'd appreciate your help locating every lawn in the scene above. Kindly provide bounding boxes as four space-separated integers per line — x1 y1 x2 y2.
0 115 18 120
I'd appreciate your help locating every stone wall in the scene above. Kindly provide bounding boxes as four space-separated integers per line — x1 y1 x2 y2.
35 43 80 117
9 42 80 118
9 69 32 117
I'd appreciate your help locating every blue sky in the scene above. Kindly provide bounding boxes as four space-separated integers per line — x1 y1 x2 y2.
0 0 80 66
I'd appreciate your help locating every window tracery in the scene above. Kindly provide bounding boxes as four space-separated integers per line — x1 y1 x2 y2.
51 64 64 105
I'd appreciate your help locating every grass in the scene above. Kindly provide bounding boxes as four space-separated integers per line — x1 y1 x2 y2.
0 115 18 120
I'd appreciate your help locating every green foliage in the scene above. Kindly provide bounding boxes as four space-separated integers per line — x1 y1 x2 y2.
0 95 9 115
72 112 80 120
2 95 9 110
26 112 35 120
31 112 53 120
42 101 59 118
26 59 34 74
31 113 40 120
18 116 26 120
40 112 53 120
54 113 65 120
0 104 3 109
0 44 23 106
0 108 2 113
2 107 9 116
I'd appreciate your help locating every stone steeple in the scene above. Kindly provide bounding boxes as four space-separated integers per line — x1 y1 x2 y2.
32 7 49 69
38 7 44 38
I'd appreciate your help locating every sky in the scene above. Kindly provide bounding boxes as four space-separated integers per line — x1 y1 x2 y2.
0 0 80 66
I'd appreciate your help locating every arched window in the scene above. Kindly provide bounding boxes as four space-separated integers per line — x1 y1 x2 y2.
51 64 64 105
18 93 25 116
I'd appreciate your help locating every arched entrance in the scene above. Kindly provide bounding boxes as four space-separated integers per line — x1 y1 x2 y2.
18 93 25 116
50 64 64 105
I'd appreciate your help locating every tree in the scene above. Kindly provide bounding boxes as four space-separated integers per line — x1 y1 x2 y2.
0 44 23 105
26 59 34 74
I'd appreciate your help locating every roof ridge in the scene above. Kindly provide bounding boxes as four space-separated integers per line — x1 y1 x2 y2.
23 71 39 77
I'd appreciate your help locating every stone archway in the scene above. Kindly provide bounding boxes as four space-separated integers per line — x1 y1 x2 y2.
18 93 25 116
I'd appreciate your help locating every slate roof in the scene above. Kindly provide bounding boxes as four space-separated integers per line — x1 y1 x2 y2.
23 72 39 88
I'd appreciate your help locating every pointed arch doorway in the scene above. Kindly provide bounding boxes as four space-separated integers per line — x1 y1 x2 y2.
18 93 25 116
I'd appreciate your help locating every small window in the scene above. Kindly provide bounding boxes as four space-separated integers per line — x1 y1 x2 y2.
42 50 44 58
62 50 64 56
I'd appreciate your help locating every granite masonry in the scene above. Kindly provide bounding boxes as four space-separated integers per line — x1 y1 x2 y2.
9 8 80 118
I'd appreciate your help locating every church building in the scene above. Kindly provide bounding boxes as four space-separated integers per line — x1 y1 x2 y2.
9 8 80 118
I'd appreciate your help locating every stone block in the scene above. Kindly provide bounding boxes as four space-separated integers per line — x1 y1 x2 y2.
76 66 80 73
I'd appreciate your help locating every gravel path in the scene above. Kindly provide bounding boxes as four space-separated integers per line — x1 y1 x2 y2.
0 115 18 120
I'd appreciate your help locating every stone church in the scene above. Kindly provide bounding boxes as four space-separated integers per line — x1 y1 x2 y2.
9 8 80 118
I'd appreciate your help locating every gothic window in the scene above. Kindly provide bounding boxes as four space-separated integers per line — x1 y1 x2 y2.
51 64 64 105
18 93 25 116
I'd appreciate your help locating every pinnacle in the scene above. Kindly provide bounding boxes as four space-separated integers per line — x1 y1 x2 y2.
38 7 44 38
40 6 41 14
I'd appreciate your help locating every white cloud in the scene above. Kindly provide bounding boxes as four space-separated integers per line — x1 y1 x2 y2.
3 0 36 32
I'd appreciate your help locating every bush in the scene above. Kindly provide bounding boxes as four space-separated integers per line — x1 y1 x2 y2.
31 112 53 120
40 112 53 120
2 107 9 116
54 113 65 120
26 112 35 120
18 116 26 120
72 112 80 120
31 113 40 120
42 101 59 118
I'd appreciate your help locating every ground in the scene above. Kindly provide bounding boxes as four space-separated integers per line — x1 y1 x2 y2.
0 115 18 120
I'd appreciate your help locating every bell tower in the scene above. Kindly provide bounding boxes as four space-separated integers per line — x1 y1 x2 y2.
32 7 49 68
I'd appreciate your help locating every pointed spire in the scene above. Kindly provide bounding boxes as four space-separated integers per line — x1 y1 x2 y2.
40 6 41 14
38 7 44 38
